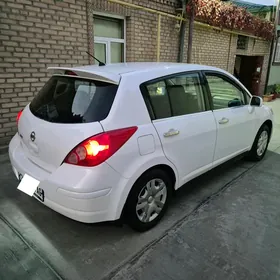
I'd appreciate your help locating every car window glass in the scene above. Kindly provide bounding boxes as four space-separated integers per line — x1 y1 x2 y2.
145 72 206 120
72 84 96 116
166 73 205 116
30 76 118 123
206 74 246 110
146 81 172 119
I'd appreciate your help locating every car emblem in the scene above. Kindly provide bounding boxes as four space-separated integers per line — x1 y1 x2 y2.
30 131 36 142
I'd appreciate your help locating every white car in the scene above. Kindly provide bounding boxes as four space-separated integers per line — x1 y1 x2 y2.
9 63 273 231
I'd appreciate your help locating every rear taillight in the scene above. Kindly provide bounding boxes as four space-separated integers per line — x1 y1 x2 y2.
16 109 23 125
63 127 138 167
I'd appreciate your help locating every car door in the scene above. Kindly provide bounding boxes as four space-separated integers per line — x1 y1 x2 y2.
203 71 257 164
141 71 217 186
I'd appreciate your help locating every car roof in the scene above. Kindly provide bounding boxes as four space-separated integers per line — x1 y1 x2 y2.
48 63 225 84
60 62 221 75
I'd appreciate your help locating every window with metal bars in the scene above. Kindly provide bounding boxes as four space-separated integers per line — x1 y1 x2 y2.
237 35 249 50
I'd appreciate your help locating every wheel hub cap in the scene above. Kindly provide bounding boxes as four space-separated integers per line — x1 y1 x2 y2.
257 130 268 157
136 178 167 223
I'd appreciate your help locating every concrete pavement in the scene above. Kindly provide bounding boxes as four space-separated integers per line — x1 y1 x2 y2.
1 100 280 280
1 151 257 280
112 150 280 280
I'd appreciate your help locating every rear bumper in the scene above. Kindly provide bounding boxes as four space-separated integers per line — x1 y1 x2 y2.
9 133 129 223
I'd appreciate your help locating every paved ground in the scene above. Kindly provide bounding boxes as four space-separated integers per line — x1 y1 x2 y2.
1 99 280 280
112 149 280 280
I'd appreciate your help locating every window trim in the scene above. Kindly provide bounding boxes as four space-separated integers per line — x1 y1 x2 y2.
94 40 109 64
140 70 211 121
139 83 156 120
93 11 125 20
202 71 249 111
93 13 126 64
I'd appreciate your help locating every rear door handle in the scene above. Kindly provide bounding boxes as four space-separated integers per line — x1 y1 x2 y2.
218 118 229 125
164 129 180 137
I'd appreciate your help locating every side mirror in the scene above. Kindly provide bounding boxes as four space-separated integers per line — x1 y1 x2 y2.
250 96 263 107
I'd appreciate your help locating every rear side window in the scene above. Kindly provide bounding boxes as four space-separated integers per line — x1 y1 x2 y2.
30 76 118 123
146 81 172 119
143 72 206 120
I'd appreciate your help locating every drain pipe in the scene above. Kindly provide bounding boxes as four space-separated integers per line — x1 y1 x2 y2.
178 0 187 62
186 0 194 63
264 2 279 95
264 37 275 95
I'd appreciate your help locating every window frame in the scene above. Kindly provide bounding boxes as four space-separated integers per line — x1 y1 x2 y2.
202 70 250 111
93 12 126 64
140 70 211 121
94 40 109 64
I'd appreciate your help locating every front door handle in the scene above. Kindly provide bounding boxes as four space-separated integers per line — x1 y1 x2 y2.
218 117 229 125
164 129 180 138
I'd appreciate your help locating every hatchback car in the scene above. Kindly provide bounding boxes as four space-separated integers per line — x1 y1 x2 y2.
9 62 273 231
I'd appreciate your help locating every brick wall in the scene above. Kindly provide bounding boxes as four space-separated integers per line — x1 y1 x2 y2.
0 0 90 146
0 0 272 148
236 37 271 56
190 25 233 71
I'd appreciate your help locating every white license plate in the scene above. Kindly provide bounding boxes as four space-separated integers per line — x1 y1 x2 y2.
17 174 40 196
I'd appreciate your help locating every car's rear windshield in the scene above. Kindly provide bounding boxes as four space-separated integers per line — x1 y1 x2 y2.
29 76 118 123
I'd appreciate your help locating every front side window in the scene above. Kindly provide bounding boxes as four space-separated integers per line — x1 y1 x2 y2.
205 74 246 110
30 76 118 123
94 15 125 64
144 72 206 120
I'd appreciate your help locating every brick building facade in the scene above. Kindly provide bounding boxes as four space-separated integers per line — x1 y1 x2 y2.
0 0 271 148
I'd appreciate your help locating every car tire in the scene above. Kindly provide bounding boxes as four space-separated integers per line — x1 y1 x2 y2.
124 168 172 232
247 124 270 161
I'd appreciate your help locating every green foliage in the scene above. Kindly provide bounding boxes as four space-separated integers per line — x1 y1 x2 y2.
275 84 280 93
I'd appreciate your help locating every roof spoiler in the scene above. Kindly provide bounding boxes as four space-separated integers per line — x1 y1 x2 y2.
47 67 120 85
